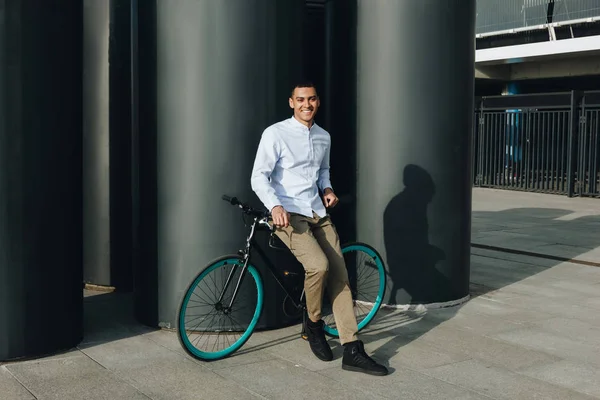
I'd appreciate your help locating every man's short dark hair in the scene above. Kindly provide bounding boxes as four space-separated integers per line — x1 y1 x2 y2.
290 81 318 97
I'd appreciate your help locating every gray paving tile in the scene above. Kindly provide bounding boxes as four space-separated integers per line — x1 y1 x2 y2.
425 359 597 400
533 243 598 257
471 263 574 298
470 188 599 213
5 354 150 400
471 248 558 269
3 348 84 365
461 296 515 318
464 297 556 324
471 224 515 234
528 317 600 349
474 230 534 240
471 252 550 275
415 324 562 371
492 280 574 301
321 363 489 400
545 279 600 297
540 233 600 249
486 294 600 328
473 237 554 253
455 296 538 318
345 333 471 371
259 334 345 372
538 263 600 282
80 334 262 399
362 309 449 339
142 329 278 370
576 247 600 260
216 358 385 400
423 306 533 336
374 299 528 338
0 366 35 400
470 270 559 296
584 296 600 311
166 319 345 373
521 360 600 398
492 329 600 368
80 292 154 348
470 271 518 291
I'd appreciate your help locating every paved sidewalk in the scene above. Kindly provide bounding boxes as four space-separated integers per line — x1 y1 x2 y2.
471 188 600 265
2 188 600 399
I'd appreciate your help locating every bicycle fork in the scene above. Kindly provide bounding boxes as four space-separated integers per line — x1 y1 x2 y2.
215 258 250 313
215 220 257 310
216 217 311 341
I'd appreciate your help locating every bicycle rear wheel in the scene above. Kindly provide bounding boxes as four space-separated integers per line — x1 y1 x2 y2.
177 255 264 361
322 242 386 337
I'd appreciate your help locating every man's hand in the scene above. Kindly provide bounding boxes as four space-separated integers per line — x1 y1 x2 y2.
271 205 291 228
322 188 338 208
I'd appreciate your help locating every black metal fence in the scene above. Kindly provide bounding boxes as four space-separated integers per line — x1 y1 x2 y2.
476 0 600 35
473 90 600 198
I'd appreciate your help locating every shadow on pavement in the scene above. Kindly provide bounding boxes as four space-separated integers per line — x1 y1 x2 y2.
339 206 600 372
79 290 158 350
78 205 600 373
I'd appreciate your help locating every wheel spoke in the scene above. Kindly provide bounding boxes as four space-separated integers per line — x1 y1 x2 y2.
177 258 263 361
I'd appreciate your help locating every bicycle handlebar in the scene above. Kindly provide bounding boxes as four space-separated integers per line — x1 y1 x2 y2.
222 194 270 219
221 194 238 205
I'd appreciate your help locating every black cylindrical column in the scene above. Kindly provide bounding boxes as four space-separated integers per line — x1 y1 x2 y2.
303 1 326 124
82 0 133 291
355 0 476 305
0 1 83 361
135 0 304 329
323 0 358 244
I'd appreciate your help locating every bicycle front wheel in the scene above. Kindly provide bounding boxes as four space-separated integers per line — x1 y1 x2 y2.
322 242 386 337
177 255 264 361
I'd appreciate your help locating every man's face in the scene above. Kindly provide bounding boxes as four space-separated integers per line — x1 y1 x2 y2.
289 86 320 126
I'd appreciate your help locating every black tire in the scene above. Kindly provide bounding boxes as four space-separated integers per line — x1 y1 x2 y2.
176 254 264 361
322 242 387 337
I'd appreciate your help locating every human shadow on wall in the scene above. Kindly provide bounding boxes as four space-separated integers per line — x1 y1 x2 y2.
322 164 462 372
383 164 448 305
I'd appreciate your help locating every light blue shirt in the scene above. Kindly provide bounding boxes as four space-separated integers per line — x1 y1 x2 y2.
251 116 333 218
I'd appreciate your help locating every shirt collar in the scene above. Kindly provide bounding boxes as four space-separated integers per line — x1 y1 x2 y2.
289 115 317 131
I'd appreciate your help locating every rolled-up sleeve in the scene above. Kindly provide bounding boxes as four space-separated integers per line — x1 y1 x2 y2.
251 129 282 211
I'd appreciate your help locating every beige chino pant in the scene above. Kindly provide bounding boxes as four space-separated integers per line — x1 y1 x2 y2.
273 212 358 344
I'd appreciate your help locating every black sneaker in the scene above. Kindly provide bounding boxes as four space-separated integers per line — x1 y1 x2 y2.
306 319 333 361
342 340 388 376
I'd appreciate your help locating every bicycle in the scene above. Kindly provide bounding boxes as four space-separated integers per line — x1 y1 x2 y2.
176 194 387 361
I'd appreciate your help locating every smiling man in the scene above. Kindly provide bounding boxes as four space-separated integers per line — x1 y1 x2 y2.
250 82 388 376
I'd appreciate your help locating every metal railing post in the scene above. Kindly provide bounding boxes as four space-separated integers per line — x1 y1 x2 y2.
567 90 582 197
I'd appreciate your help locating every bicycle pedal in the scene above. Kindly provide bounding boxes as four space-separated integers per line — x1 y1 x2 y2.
301 333 308 341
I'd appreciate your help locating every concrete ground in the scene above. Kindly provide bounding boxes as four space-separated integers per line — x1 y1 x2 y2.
2 188 600 399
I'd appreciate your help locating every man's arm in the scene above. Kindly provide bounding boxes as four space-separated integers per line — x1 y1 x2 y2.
250 129 282 212
318 137 339 208
317 137 333 194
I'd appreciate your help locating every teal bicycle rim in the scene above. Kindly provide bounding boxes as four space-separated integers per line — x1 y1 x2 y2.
178 258 264 360
323 243 385 337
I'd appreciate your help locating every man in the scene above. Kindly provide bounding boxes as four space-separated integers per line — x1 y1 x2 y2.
250 82 388 376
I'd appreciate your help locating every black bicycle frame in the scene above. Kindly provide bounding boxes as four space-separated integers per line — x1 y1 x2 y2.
252 235 305 310
216 216 305 311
